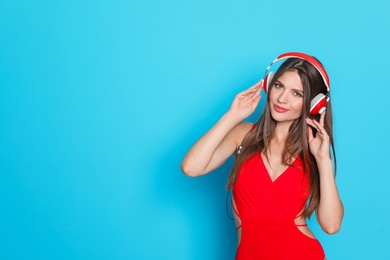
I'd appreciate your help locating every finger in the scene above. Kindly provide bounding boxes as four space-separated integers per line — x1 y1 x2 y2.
257 80 264 93
251 86 262 99
311 118 326 133
319 111 326 126
249 79 263 90
309 118 330 140
259 79 264 88
252 95 262 110
238 88 258 98
305 118 319 131
307 125 314 142
244 87 259 93
306 118 324 138
237 80 263 100
252 80 264 96
306 117 321 130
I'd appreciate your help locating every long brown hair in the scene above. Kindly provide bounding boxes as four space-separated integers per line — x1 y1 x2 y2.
226 57 336 218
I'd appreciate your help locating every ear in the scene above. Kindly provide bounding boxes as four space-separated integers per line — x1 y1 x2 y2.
263 72 274 93
310 93 327 115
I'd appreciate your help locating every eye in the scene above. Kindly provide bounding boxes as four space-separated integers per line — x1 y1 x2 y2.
274 83 283 89
293 91 303 98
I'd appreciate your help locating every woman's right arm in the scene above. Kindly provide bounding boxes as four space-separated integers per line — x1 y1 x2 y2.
180 80 263 177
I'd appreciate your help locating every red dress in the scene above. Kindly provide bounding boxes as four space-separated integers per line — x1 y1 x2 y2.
232 153 325 259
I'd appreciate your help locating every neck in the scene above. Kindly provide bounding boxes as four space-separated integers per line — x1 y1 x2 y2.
273 121 292 143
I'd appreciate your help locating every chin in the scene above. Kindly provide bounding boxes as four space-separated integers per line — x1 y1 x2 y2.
271 111 300 124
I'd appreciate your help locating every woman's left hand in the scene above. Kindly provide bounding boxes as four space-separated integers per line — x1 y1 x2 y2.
306 112 331 160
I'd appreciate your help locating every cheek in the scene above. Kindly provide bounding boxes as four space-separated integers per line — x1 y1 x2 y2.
291 99 304 113
268 88 276 99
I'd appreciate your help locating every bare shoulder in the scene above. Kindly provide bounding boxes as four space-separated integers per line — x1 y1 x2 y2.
228 122 254 146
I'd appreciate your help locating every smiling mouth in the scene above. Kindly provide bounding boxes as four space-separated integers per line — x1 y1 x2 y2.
273 104 289 113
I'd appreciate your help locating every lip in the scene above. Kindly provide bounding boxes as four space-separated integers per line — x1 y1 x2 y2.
273 104 289 113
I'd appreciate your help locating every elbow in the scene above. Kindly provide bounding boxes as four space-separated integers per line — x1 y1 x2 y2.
317 205 344 235
180 162 202 177
322 223 342 235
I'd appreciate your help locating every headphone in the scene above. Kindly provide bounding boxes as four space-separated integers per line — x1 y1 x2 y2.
263 52 330 115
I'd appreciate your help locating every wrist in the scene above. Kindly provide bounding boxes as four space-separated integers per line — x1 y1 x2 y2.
315 156 332 164
315 157 333 173
224 110 245 125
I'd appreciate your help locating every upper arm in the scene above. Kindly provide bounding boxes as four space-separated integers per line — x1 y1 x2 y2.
202 122 253 174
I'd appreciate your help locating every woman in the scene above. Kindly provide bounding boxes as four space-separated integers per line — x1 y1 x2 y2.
181 53 344 259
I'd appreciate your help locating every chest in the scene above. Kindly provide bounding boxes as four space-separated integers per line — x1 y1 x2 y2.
234 154 310 208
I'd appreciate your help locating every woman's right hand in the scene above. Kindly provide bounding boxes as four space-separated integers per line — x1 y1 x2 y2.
229 80 263 121
181 80 263 177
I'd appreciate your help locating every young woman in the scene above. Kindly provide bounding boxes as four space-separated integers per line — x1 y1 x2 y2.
181 53 344 259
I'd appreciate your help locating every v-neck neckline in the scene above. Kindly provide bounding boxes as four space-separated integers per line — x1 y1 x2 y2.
260 153 297 183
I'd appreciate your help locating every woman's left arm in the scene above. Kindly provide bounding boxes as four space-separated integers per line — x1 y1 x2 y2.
306 113 344 234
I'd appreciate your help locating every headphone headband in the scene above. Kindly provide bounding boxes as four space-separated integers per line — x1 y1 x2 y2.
264 52 330 91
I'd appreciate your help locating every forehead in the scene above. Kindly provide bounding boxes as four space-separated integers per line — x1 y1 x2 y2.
277 71 303 91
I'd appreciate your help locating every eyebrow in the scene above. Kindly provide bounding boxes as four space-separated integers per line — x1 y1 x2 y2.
275 79 304 93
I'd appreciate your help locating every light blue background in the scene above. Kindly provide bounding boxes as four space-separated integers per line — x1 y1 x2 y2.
1 0 389 259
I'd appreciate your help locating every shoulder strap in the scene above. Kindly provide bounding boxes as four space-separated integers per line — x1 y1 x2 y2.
236 123 256 155
249 123 257 133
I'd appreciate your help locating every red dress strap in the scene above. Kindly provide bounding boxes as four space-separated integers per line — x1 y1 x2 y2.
231 200 240 217
231 201 242 230
294 212 308 226
237 124 256 155
250 123 256 133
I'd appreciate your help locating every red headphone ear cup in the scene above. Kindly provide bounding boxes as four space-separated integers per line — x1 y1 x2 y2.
310 93 327 115
263 72 274 93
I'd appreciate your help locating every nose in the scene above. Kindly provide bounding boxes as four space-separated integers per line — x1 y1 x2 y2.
277 90 288 104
